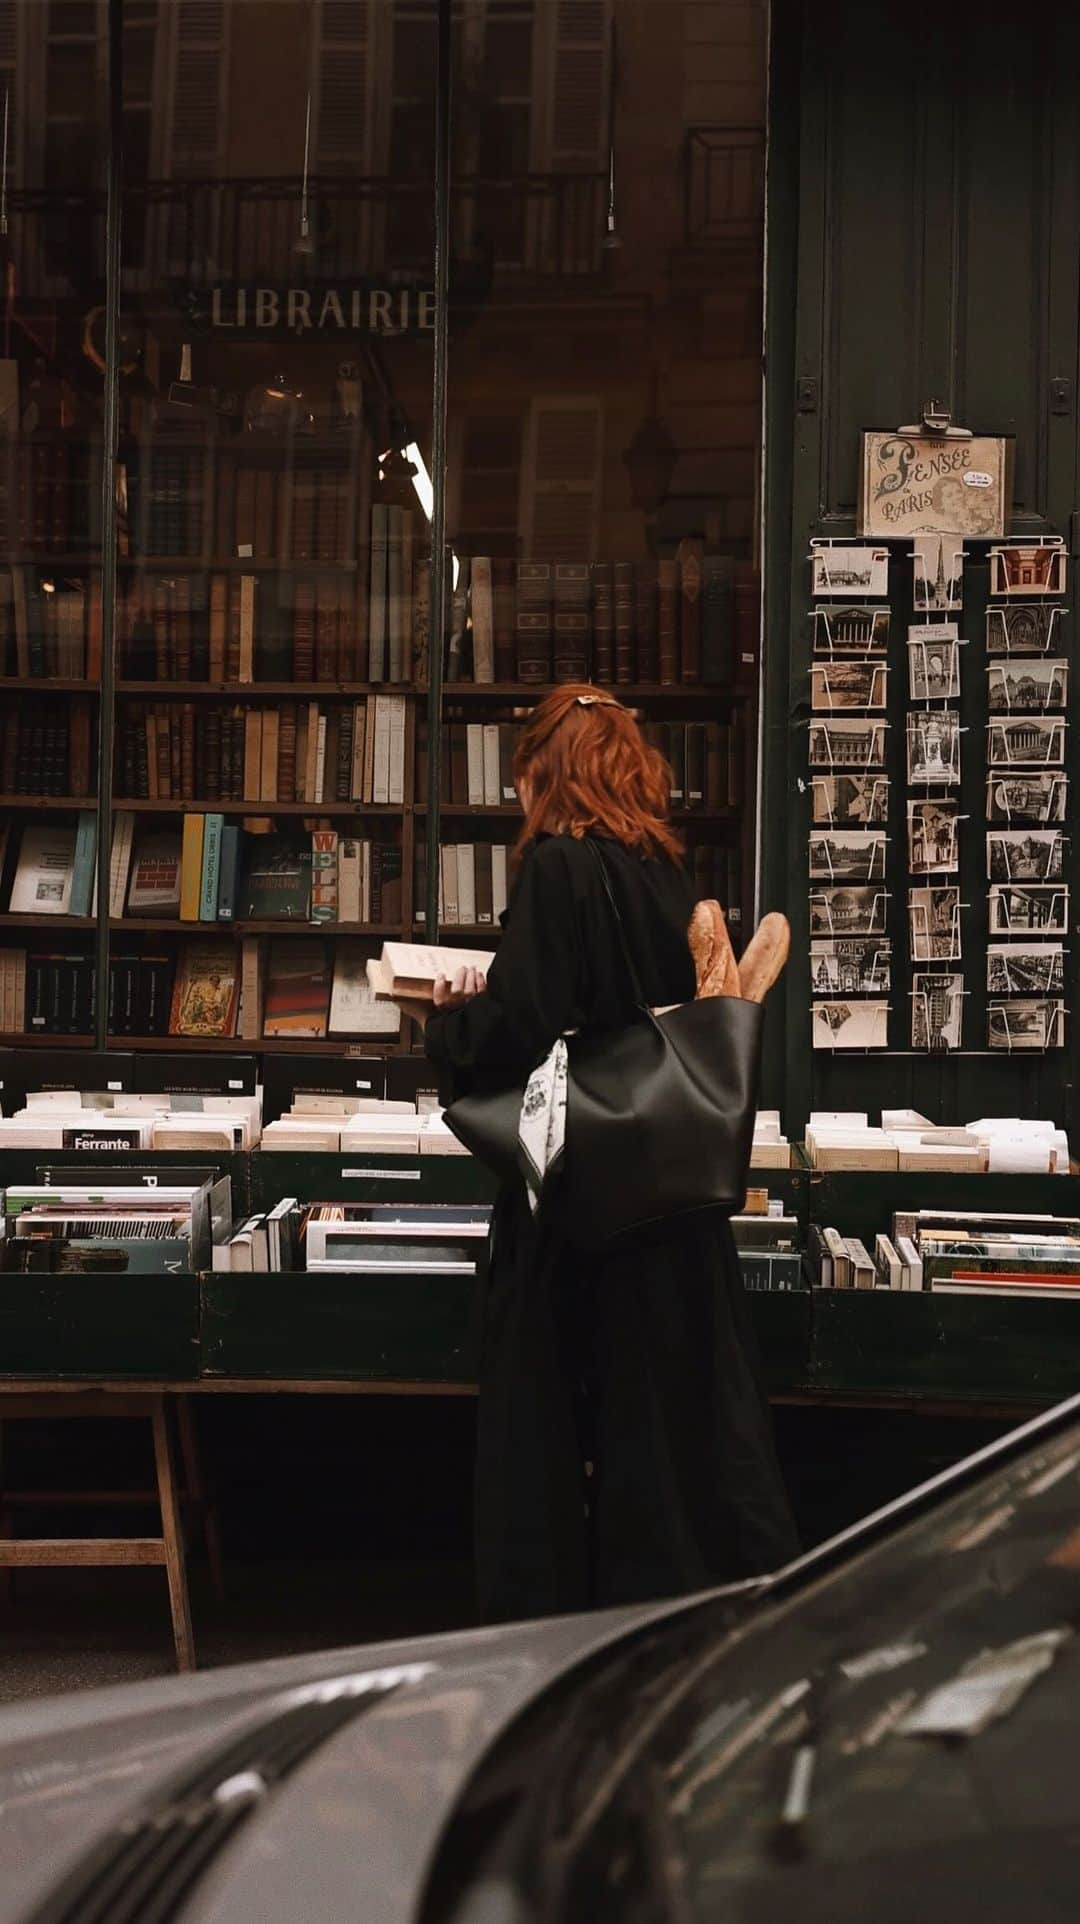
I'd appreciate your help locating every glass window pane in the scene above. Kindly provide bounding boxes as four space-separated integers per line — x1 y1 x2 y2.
115 0 437 1053
445 0 767 941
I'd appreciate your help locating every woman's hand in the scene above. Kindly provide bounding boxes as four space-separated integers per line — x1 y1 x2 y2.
433 966 487 1011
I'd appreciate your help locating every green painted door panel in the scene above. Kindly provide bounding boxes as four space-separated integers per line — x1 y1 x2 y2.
0 1274 199 1379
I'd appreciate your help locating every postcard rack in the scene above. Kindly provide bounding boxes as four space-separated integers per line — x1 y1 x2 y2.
805 512 1072 1062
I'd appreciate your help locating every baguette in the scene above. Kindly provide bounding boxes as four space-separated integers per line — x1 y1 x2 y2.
738 912 790 1004
689 898 739 999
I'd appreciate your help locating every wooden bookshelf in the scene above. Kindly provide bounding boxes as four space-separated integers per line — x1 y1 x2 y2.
0 403 758 1057
110 919 399 936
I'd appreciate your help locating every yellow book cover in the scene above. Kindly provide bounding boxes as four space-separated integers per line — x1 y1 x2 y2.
179 813 205 922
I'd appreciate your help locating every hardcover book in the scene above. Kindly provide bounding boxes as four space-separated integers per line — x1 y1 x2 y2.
127 830 182 916
241 835 312 920
169 942 240 1038
9 826 76 915
263 937 332 1037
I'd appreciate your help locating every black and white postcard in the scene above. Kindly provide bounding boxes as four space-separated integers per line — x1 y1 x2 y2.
987 660 1067 712
912 973 964 1051
811 606 890 655
810 661 888 711
811 774 890 824
986 829 1065 883
812 1000 889 1050
986 772 1067 824
808 719 888 769
810 543 889 598
809 829 887 882
986 604 1063 655
907 623 960 701
988 884 1069 936
988 541 1067 598
912 535 964 611
909 886 961 962
908 799 959 874
987 999 1065 1051
809 886 888 937
810 939 891 994
907 711 961 785
987 943 1064 996
987 717 1066 768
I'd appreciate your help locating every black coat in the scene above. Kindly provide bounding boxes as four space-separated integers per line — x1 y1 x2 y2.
426 832 798 1621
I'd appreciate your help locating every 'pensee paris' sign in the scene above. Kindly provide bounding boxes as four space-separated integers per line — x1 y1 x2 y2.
859 432 1011 537
180 284 437 337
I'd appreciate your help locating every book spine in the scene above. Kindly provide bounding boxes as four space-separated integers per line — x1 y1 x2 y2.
734 565 760 689
69 810 97 918
701 553 736 684
515 563 552 683
470 557 495 682
311 828 339 923
179 813 205 921
553 562 590 682
217 823 240 922
590 561 614 683
635 561 659 683
387 506 406 681
613 562 634 684
658 559 678 685
369 503 388 681
199 813 224 921
678 538 703 683
492 560 515 682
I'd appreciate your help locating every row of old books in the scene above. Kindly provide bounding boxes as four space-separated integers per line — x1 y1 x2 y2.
0 441 96 556
116 696 407 805
810 1203 1080 1299
112 546 756 691
120 574 365 686
2 1174 221 1276
803 1110 1069 1173
0 697 96 796
414 717 744 812
0 1090 262 1153
0 936 406 1041
408 841 742 932
448 552 757 688
258 1112 467 1160
0 571 99 679
413 844 513 929
109 819 404 927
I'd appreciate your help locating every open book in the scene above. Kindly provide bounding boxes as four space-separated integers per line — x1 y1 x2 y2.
366 941 496 1002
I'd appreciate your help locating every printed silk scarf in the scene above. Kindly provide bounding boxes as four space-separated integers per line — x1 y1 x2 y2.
517 1038 569 1215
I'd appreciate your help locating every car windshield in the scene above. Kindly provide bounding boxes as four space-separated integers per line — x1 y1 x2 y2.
422 1412 1080 1924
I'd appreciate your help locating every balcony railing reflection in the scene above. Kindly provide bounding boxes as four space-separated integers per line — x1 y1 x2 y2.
0 171 609 299
683 127 765 248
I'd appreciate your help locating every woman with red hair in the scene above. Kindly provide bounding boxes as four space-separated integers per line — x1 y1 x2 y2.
425 685 797 1621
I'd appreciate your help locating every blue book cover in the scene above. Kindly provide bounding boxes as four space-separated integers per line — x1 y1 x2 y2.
217 824 240 922
199 813 224 922
69 810 98 918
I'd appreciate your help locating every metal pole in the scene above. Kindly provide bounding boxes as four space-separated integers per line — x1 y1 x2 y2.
94 0 123 1047
425 0 452 938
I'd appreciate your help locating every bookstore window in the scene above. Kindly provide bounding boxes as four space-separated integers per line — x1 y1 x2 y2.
90 0 439 1053
0 0 767 1058
443 0 768 944
0 0 107 1045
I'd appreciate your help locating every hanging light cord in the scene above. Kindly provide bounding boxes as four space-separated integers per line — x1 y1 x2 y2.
300 89 311 240
1 86 10 237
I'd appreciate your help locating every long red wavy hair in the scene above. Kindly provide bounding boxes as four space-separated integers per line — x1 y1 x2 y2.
513 685 683 862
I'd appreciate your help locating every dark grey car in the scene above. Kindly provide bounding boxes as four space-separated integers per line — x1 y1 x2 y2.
2 1392 1079 1923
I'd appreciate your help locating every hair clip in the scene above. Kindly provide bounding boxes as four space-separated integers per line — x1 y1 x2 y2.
576 693 619 708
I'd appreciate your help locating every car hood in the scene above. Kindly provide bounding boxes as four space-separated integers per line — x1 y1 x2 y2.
0 1589 749 1924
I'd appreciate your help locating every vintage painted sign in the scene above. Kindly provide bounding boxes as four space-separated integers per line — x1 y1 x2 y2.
859 432 1010 537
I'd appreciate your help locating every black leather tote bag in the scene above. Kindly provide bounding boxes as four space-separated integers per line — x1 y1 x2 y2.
446 840 762 1249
